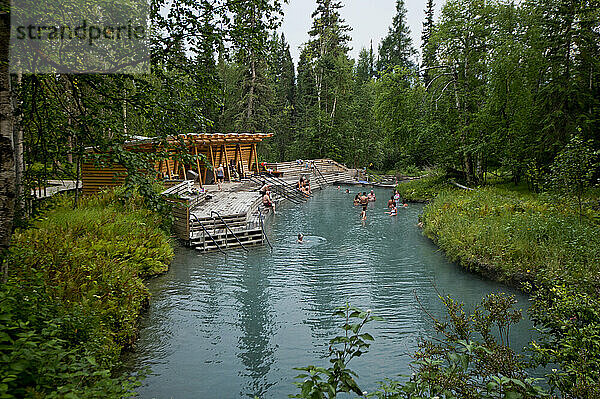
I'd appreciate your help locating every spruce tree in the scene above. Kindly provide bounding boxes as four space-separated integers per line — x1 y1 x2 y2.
377 0 416 72
298 0 353 159
421 0 436 85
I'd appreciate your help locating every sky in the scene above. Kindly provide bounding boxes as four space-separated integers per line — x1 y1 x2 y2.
280 0 444 65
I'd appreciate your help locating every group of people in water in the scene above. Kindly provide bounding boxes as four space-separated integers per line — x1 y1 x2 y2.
297 176 312 196
351 188 407 220
260 175 315 214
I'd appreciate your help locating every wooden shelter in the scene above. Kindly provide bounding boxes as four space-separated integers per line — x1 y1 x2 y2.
82 133 272 195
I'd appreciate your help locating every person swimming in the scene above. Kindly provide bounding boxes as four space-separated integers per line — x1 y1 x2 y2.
388 195 395 209
353 193 361 206
297 233 304 243
386 203 397 216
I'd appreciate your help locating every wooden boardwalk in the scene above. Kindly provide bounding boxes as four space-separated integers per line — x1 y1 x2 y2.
31 180 78 199
190 190 260 219
169 158 360 252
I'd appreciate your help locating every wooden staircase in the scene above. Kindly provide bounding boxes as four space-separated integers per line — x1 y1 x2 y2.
189 213 264 252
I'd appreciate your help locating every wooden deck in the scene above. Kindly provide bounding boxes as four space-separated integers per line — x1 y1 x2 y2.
168 159 360 252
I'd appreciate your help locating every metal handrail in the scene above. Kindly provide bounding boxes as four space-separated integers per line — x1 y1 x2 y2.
190 214 226 255
269 175 312 200
265 173 312 201
249 175 303 204
267 179 305 203
210 211 249 252
257 207 273 251
313 164 328 187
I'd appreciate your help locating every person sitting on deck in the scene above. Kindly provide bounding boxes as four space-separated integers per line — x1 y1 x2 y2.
304 180 312 195
259 183 270 196
216 164 225 191
262 190 275 213
367 190 376 202
297 176 305 190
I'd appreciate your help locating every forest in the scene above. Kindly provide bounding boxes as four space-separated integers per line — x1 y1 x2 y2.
0 0 599 397
1 0 599 214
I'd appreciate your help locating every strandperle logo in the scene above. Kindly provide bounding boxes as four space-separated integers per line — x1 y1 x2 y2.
10 0 149 74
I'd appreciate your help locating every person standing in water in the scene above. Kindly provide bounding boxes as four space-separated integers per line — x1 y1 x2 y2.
367 190 376 202
360 192 369 220
393 189 401 208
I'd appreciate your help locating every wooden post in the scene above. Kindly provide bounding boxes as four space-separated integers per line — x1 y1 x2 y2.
223 145 231 182
248 144 254 175
253 143 259 175
209 145 217 184
181 135 188 180
235 144 243 178
194 145 203 188
166 155 172 180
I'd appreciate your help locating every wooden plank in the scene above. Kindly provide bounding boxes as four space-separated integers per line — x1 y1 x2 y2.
223 144 231 182
194 145 203 187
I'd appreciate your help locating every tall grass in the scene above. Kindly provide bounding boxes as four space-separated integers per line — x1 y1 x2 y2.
2 190 173 397
396 170 455 202
422 187 600 287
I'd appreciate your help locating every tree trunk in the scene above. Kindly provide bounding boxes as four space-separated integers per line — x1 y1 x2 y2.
0 4 15 270
12 72 24 213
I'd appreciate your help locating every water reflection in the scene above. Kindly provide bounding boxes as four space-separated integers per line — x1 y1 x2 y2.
234 252 276 398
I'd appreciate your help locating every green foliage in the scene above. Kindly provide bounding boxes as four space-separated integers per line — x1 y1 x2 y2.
0 280 140 398
2 190 173 396
291 304 382 398
389 293 548 399
422 187 600 286
529 284 600 398
396 170 454 202
293 295 548 399
548 134 598 220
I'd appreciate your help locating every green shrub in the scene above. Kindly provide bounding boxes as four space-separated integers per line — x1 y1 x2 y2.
2 190 173 397
396 170 454 202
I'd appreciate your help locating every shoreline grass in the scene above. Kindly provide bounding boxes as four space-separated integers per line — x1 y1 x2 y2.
422 186 600 289
2 190 173 397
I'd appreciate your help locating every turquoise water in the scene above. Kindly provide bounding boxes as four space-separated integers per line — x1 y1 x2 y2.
127 186 537 398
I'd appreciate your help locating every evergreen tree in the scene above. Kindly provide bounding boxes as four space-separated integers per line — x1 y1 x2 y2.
228 0 283 132
421 0 436 85
377 0 416 72
299 0 354 159
266 33 296 160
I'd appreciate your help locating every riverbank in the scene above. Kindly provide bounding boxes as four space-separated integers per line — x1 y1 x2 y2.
1 190 173 397
401 175 600 397
422 187 600 288
396 170 455 202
